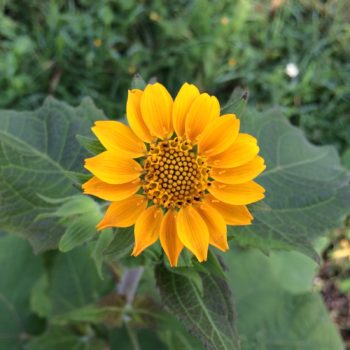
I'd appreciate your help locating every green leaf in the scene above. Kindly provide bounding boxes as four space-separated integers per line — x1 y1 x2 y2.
102 227 135 260
0 235 43 349
232 108 350 260
91 229 114 278
109 327 167 350
65 171 92 186
49 246 112 316
193 250 226 280
53 304 123 326
27 326 106 350
155 264 240 350
342 148 350 170
30 273 52 318
36 194 99 220
221 87 248 118
131 74 147 90
224 247 344 350
76 134 105 155
58 212 101 252
157 312 205 350
268 251 317 294
0 97 105 253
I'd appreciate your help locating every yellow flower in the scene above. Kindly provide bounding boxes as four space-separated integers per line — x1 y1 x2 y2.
333 239 350 261
228 58 237 67
83 83 266 267
220 16 230 25
149 11 160 22
93 38 102 48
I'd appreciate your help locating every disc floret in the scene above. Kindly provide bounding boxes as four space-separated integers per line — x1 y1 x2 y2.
142 137 210 209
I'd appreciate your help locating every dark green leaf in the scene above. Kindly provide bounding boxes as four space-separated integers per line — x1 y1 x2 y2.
76 134 105 155
109 326 167 350
0 235 43 349
91 229 114 278
49 246 112 316
30 273 52 318
232 108 350 260
0 97 104 252
65 171 92 186
103 227 135 260
155 264 240 350
193 250 226 279
157 312 205 350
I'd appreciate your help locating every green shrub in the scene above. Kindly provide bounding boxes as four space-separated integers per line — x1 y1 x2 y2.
0 0 349 151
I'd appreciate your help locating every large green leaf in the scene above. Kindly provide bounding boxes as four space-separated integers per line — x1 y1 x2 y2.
0 235 43 350
48 246 112 316
224 247 344 350
0 97 104 252
232 108 350 259
155 264 240 350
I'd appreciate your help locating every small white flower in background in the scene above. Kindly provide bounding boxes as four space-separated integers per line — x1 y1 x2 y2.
285 63 299 78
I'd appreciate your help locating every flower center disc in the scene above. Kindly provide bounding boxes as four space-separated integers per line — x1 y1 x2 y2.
142 137 210 209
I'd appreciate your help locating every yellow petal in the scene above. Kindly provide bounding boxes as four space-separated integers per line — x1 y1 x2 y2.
132 206 163 256
172 83 200 136
204 194 253 225
211 156 266 184
176 205 209 262
159 210 184 267
195 202 228 252
97 195 147 229
84 151 142 184
92 121 146 158
209 181 265 205
82 176 140 201
208 133 259 168
140 83 174 139
126 89 153 143
185 93 220 142
198 114 239 156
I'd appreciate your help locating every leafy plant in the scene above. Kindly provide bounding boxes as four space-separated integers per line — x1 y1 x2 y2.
1 1 349 152
0 93 349 349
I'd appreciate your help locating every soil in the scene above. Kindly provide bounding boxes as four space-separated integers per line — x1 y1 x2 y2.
319 251 350 347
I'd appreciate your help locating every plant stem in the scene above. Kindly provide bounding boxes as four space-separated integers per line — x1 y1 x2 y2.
125 321 141 350
117 267 144 305
117 267 144 350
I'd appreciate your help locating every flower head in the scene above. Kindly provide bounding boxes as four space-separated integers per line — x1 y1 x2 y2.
83 83 265 266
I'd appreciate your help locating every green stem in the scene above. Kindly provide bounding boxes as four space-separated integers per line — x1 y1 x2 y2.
125 321 141 350
117 267 144 350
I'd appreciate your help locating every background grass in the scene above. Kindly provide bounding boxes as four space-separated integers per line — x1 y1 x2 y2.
1 0 349 156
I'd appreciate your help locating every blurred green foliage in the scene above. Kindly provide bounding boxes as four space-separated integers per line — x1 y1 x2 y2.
0 0 349 152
